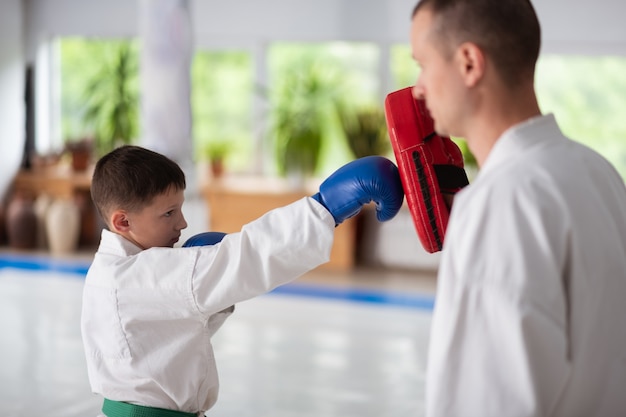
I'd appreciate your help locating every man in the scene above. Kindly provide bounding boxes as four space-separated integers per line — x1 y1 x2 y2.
409 1 626 416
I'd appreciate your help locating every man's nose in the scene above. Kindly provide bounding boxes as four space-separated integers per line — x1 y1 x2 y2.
412 84 425 100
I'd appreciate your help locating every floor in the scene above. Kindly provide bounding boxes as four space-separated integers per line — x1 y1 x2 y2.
0 250 437 417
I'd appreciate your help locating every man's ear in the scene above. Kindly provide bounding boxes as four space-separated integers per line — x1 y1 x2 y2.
110 210 131 233
456 42 485 88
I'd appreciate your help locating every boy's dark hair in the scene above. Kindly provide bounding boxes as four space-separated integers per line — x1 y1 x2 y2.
91 145 186 222
412 0 541 86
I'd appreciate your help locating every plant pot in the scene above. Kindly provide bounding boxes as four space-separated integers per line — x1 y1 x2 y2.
71 149 91 172
210 158 225 179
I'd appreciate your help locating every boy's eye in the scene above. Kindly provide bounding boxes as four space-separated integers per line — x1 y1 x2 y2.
164 210 173 217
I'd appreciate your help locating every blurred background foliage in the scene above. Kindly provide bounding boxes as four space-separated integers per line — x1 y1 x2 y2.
191 50 253 171
266 42 381 177
59 38 139 157
58 40 626 180
535 55 626 179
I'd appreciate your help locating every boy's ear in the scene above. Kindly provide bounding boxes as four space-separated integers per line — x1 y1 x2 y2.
110 210 131 233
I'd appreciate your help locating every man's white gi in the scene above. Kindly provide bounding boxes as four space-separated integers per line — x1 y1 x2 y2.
81 197 335 414
426 114 626 417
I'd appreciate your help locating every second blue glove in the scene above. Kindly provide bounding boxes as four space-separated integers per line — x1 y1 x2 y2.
182 231 227 247
312 156 404 225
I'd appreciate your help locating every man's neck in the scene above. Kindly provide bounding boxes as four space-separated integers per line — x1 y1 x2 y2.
464 83 541 167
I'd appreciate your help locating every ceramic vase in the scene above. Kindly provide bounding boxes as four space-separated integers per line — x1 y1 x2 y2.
33 193 53 249
46 198 81 255
0 200 6 245
6 193 37 250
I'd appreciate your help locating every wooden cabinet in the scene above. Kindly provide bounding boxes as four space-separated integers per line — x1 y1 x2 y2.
11 168 92 200
201 176 357 271
10 167 99 248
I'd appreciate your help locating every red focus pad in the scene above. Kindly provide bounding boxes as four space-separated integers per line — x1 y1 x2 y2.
384 87 469 253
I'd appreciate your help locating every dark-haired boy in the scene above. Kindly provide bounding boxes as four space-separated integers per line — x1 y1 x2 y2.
81 145 404 416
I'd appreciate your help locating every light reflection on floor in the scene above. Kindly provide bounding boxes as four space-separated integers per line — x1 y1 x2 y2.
0 260 433 417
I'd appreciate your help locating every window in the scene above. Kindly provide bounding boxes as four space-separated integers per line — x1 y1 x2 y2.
390 44 418 90
536 55 626 179
57 37 140 157
267 42 381 176
57 38 139 154
191 50 253 173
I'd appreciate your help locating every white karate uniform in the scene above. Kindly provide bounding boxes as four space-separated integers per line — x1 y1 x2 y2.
426 114 626 417
81 197 335 415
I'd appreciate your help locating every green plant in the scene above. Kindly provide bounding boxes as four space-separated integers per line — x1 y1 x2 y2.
270 58 345 178
82 41 139 157
200 139 235 178
341 106 390 158
202 140 232 163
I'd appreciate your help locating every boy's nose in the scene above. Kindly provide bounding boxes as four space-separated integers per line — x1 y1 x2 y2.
179 215 188 231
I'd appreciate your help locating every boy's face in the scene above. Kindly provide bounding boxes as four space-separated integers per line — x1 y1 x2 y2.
113 187 188 249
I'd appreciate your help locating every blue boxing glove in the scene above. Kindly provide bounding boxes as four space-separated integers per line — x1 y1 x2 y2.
183 231 227 247
312 155 405 225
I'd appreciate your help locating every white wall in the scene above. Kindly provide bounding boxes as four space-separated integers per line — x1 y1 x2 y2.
0 0 25 201
23 0 138 62
534 0 626 55
22 0 626 60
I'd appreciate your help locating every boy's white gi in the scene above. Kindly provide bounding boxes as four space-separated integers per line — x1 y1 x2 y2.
82 197 334 414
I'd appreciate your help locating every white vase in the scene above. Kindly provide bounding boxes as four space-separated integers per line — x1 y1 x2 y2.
46 198 81 255
33 193 53 249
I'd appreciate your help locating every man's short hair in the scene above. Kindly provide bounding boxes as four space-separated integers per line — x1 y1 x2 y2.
413 0 541 86
91 145 186 222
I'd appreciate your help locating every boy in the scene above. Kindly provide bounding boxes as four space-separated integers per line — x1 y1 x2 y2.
81 145 404 416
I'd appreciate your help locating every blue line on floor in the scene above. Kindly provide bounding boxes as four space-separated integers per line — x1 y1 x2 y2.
0 253 91 276
0 253 434 311
269 283 434 311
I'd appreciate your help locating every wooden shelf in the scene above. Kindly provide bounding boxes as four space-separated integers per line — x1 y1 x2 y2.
201 176 357 271
11 167 92 200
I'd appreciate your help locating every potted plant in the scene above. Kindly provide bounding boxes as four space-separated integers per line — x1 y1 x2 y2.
202 140 232 178
269 58 345 185
81 41 139 157
64 136 94 172
341 106 390 159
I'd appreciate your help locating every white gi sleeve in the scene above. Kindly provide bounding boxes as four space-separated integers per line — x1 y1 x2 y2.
188 197 335 316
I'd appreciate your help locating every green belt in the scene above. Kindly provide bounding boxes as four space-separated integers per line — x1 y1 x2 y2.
102 398 198 417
